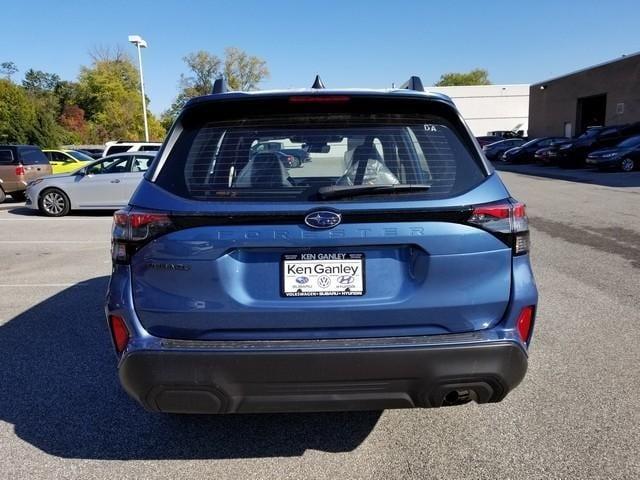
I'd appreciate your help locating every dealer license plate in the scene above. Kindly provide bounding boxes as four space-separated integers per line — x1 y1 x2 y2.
281 253 365 297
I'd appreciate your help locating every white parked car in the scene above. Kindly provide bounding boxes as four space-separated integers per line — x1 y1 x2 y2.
102 141 162 157
25 153 156 216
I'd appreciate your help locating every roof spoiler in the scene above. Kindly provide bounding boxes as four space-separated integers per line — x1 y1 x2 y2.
212 76 229 94
399 76 424 92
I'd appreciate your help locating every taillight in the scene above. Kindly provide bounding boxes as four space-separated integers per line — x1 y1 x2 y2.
112 208 174 263
15 165 25 176
467 200 529 255
108 315 130 354
516 306 535 343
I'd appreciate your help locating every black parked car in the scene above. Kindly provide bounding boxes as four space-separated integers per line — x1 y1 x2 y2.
476 135 504 147
482 138 527 161
585 134 640 171
501 137 567 164
75 148 104 159
251 142 310 165
534 139 572 165
555 123 640 168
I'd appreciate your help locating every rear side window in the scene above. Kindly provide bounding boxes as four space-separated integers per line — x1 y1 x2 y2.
19 148 49 165
0 149 14 164
138 145 160 152
156 113 486 201
131 155 154 172
105 145 132 156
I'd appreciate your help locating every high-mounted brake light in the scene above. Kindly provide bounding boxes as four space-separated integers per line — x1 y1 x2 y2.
15 165 25 176
288 96 351 104
112 209 174 263
468 200 529 254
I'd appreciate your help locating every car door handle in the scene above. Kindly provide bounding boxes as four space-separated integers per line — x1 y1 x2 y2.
110 179 121 183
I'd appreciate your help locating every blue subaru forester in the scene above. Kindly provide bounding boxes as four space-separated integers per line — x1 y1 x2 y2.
106 76 538 414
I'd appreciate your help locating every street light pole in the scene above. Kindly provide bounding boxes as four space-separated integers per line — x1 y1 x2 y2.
128 35 149 142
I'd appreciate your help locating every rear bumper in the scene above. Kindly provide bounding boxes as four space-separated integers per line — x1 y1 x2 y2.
119 339 527 414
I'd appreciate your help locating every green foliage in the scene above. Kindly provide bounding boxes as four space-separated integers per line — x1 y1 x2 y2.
164 47 269 123
224 47 269 91
181 51 222 97
0 46 267 146
76 56 164 142
1 61 18 80
22 69 61 94
0 79 36 143
435 69 491 86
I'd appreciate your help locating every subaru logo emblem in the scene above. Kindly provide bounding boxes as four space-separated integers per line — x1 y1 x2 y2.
304 210 341 229
295 276 309 284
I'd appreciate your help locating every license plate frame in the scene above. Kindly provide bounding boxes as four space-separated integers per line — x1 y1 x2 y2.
281 252 365 297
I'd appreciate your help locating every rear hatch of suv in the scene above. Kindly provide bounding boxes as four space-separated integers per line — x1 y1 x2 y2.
115 93 522 340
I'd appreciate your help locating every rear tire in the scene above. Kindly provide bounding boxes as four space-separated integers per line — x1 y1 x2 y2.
39 188 70 217
620 157 635 172
0 187 5 204
11 191 25 202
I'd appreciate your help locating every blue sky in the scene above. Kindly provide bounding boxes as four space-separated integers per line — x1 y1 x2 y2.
2 0 639 114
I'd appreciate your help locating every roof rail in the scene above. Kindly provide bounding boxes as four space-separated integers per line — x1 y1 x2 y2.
212 76 229 94
399 76 425 92
311 75 325 89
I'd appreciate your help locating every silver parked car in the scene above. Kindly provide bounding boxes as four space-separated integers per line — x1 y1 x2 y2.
25 153 156 216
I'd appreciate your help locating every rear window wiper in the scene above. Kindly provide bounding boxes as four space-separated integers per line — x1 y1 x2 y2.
317 183 432 200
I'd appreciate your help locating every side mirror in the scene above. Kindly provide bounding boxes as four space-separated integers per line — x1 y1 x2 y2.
76 168 86 176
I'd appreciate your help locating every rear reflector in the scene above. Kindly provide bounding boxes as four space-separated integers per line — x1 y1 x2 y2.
109 315 129 354
516 306 534 343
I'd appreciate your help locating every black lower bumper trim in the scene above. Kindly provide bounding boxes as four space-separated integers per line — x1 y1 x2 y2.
119 341 527 414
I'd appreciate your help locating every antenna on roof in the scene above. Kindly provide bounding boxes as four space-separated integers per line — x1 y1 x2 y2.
399 76 424 92
311 75 325 89
212 76 229 94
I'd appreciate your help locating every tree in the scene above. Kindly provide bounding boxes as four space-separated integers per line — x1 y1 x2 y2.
181 51 222 97
164 47 269 122
58 105 87 141
0 76 69 146
0 79 36 143
22 69 61 94
0 62 18 81
224 47 269 91
76 54 164 142
435 68 491 86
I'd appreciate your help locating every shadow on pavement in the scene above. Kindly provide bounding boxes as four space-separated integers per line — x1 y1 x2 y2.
4 206 116 217
0 277 380 460
494 163 640 188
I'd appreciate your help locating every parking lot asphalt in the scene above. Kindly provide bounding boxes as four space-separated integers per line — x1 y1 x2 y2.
1 169 639 479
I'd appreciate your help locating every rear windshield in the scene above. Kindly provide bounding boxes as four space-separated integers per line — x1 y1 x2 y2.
68 150 94 162
104 145 131 156
0 149 14 164
617 135 640 148
139 144 160 151
19 148 49 165
155 113 486 201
